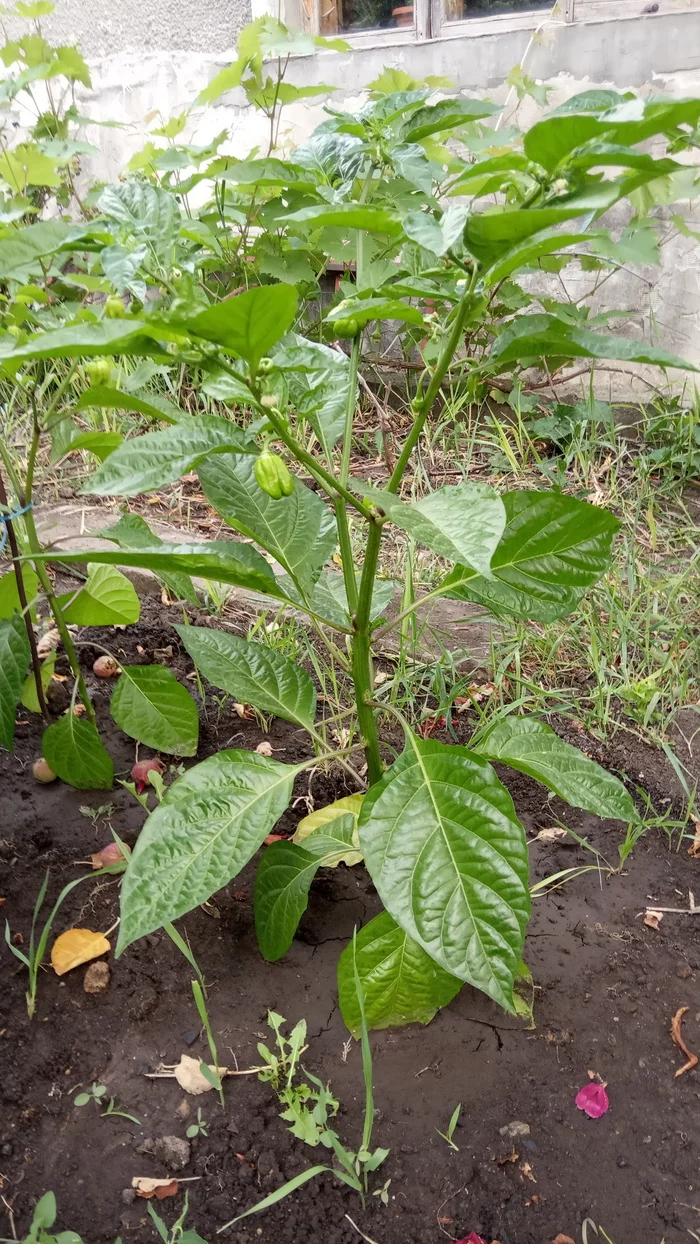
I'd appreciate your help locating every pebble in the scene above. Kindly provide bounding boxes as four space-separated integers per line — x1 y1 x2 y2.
154 1135 191 1171
121 1189 136 1206
83 962 110 994
499 1120 530 1139
677 962 692 980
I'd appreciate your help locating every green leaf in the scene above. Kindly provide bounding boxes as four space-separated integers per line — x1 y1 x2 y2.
337 911 462 1035
175 624 316 729
21 652 54 713
199 454 336 599
483 229 602 285
326 298 424 329
187 285 298 367
523 114 611 171
220 158 318 189
255 819 359 960
283 204 403 237
98 183 180 257
98 512 198 605
0 219 100 280
0 319 172 366
404 97 500 141
80 414 254 497
116 750 300 952
109 665 198 755
355 480 505 578
42 714 114 790
0 143 60 189
307 569 394 629
56 564 140 625
272 334 354 452
60 430 124 461
0 567 38 619
75 385 183 425
196 60 244 106
201 369 256 406
101 242 147 296
0 613 30 748
358 734 530 1011
473 717 638 822
29 540 282 599
491 313 696 371
293 793 364 866
443 490 619 621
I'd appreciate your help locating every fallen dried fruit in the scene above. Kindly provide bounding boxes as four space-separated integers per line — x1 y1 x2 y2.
533 827 569 844
33 757 57 783
93 654 119 678
132 1177 179 1200
688 815 700 858
131 757 165 794
174 1054 227 1095
670 1006 699 1078
575 1079 609 1118
643 909 663 930
51 928 110 976
255 741 274 756
91 841 129 869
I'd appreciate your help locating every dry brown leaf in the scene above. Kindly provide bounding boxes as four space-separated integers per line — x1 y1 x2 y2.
533 827 569 844
233 702 255 719
255 741 274 756
671 1006 699 1078
173 1054 227 1095
520 1161 537 1183
132 1177 179 1200
644 909 663 930
37 628 60 658
51 928 110 976
688 815 700 858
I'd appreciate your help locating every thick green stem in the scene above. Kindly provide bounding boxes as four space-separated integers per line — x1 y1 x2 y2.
335 332 361 614
351 521 384 785
386 277 479 494
21 431 96 726
0 469 49 722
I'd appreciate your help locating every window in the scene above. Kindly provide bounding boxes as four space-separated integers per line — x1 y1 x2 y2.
315 0 415 33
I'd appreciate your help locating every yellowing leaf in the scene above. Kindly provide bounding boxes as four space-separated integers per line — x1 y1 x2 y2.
132 1177 179 1199
51 928 110 976
293 794 364 866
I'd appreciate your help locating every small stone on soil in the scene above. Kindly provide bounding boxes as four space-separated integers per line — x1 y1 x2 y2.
677 962 692 979
499 1120 531 1139
121 1189 136 1205
83 961 110 994
176 1099 190 1119
154 1135 191 1170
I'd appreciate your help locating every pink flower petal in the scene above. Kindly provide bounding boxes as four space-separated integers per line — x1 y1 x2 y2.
455 1235 488 1244
575 1081 609 1118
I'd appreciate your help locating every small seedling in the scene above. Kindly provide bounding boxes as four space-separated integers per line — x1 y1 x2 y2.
74 1083 140 1124
372 1178 391 1206
436 1103 461 1151
147 1192 208 1244
78 804 116 824
186 1108 208 1139
192 979 224 1107
0 1190 84 1244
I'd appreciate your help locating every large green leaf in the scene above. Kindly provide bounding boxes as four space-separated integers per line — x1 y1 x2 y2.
56 564 140 625
199 454 336 599
116 750 300 952
28 540 283 599
255 821 357 961
358 733 530 1011
187 285 298 367
109 665 198 756
464 184 621 261
0 613 30 748
483 230 604 285
523 114 612 171
272 334 354 453
491 314 696 371
0 567 38 619
337 911 462 1035
283 204 402 237
42 714 114 790
473 717 638 823
325 298 424 329
98 183 180 257
355 481 505 578
404 97 500 141
442 490 619 621
75 385 183 425
0 219 103 280
21 652 55 713
220 158 318 189
175 625 316 729
98 513 198 605
81 414 255 497
59 430 124 462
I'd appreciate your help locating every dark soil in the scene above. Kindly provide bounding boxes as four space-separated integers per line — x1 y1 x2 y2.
2 602 700 1244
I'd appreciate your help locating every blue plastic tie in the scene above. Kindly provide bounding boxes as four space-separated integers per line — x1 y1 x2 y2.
0 500 33 554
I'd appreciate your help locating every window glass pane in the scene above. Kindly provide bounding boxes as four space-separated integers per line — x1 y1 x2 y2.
444 0 544 18
321 0 414 32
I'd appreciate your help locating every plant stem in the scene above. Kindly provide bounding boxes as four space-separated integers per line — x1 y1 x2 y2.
0 468 49 722
386 277 479 495
335 332 361 614
351 521 384 785
261 404 373 521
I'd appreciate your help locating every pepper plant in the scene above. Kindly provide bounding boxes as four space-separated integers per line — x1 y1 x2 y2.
2 27 700 1028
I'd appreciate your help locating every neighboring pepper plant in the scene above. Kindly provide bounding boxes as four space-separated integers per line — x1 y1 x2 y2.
3 57 700 1030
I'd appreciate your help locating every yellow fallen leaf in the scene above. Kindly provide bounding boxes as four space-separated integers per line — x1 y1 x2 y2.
293 794 364 867
173 1054 227 1095
51 928 110 976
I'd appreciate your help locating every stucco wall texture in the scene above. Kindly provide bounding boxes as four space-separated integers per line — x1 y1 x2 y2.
5 0 251 56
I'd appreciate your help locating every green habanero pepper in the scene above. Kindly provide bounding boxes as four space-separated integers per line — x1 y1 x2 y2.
254 451 295 501
86 358 112 386
104 295 126 319
331 316 360 339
